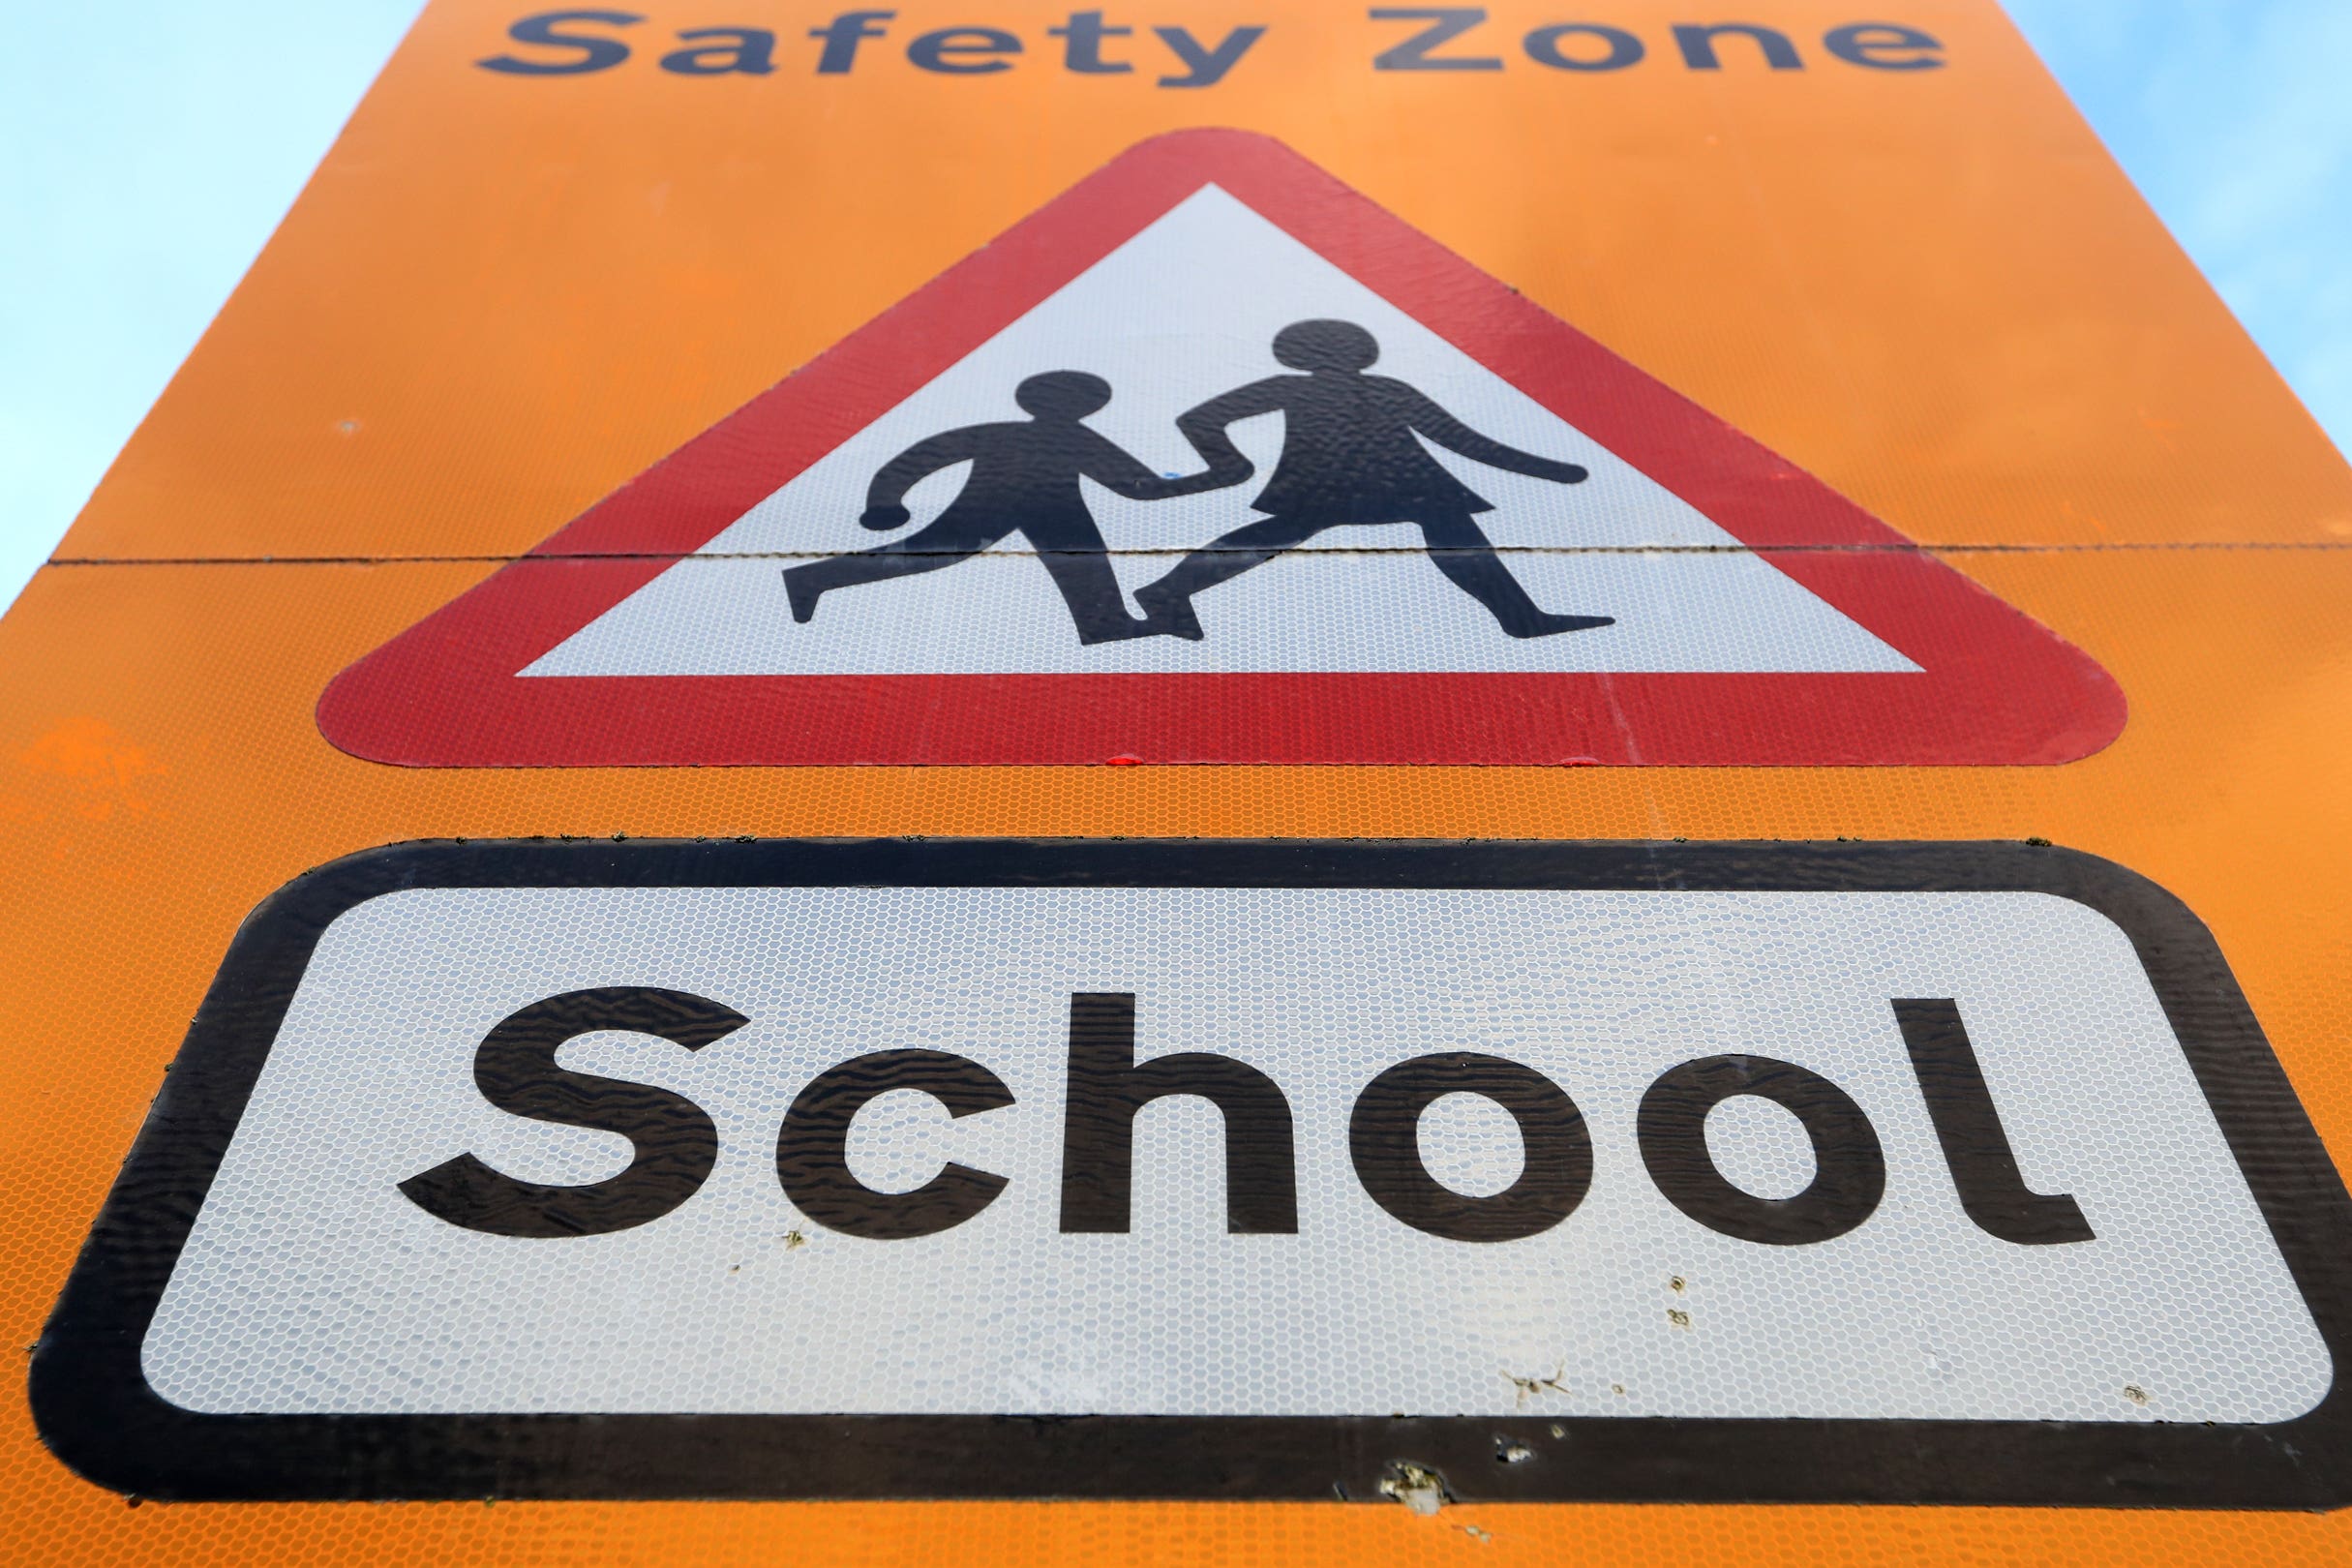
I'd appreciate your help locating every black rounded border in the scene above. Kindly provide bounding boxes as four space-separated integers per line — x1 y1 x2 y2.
29 837 2352 1507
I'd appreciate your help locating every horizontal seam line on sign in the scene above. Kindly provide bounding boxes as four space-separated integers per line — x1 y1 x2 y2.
45 540 2352 568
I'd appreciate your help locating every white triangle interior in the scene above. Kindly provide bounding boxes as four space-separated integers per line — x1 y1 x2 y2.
527 185 1916 678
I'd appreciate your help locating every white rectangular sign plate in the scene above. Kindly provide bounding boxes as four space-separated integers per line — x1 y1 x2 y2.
34 839 2352 1506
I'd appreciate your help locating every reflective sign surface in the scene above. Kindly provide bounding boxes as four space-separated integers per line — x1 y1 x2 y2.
37 841 2352 1506
11 0 2352 1561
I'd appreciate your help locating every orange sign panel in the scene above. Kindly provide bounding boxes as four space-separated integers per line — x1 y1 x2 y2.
8 2 2352 1565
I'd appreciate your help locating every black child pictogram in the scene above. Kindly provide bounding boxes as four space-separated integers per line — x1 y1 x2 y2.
781 371 1216 645
1132 318 1614 641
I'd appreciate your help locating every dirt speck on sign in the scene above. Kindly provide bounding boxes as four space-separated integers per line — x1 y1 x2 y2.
1504 1364 1568 1405
1378 1462 1449 1516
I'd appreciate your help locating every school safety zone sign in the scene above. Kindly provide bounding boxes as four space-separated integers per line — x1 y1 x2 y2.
34 839 2352 1506
317 131 2124 767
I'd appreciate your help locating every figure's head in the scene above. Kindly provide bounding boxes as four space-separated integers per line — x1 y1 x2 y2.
1016 370 1113 419
1273 318 1379 373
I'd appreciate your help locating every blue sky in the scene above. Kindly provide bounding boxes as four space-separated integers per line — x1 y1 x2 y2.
1 3 2346 614
2005 0 2352 453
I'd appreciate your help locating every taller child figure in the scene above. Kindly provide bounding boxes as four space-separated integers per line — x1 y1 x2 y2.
1135 319 1613 640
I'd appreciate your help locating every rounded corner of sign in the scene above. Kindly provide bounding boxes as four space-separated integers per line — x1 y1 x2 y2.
2266 1372 2352 1510
2027 701 2129 768
29 1429 150 1506
1986 655 2128 769
1978 839 2251 983
28 1347 177 1503
314 669 444 770
2314 1447 2352 1515
1975 834 2170 897
1116 124 1294 166
2054 649 2131 761
227 841 476 951
1986 605 2131 767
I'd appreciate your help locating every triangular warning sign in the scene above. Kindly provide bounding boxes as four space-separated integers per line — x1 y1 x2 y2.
320 130 2123 768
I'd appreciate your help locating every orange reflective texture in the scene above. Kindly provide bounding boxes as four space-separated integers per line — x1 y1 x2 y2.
7 0 2352 1561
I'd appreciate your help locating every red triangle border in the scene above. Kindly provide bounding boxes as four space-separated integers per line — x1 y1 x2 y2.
318 128 2124 768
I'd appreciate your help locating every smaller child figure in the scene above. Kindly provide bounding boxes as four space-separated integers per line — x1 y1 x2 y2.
783 371 1212 645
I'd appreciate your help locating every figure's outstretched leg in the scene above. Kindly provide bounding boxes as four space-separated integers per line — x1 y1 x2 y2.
1016 509 1154 645
1032 551 1155 644
1417 513 1614 638
1134 515 1325 641
781 523 998 624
